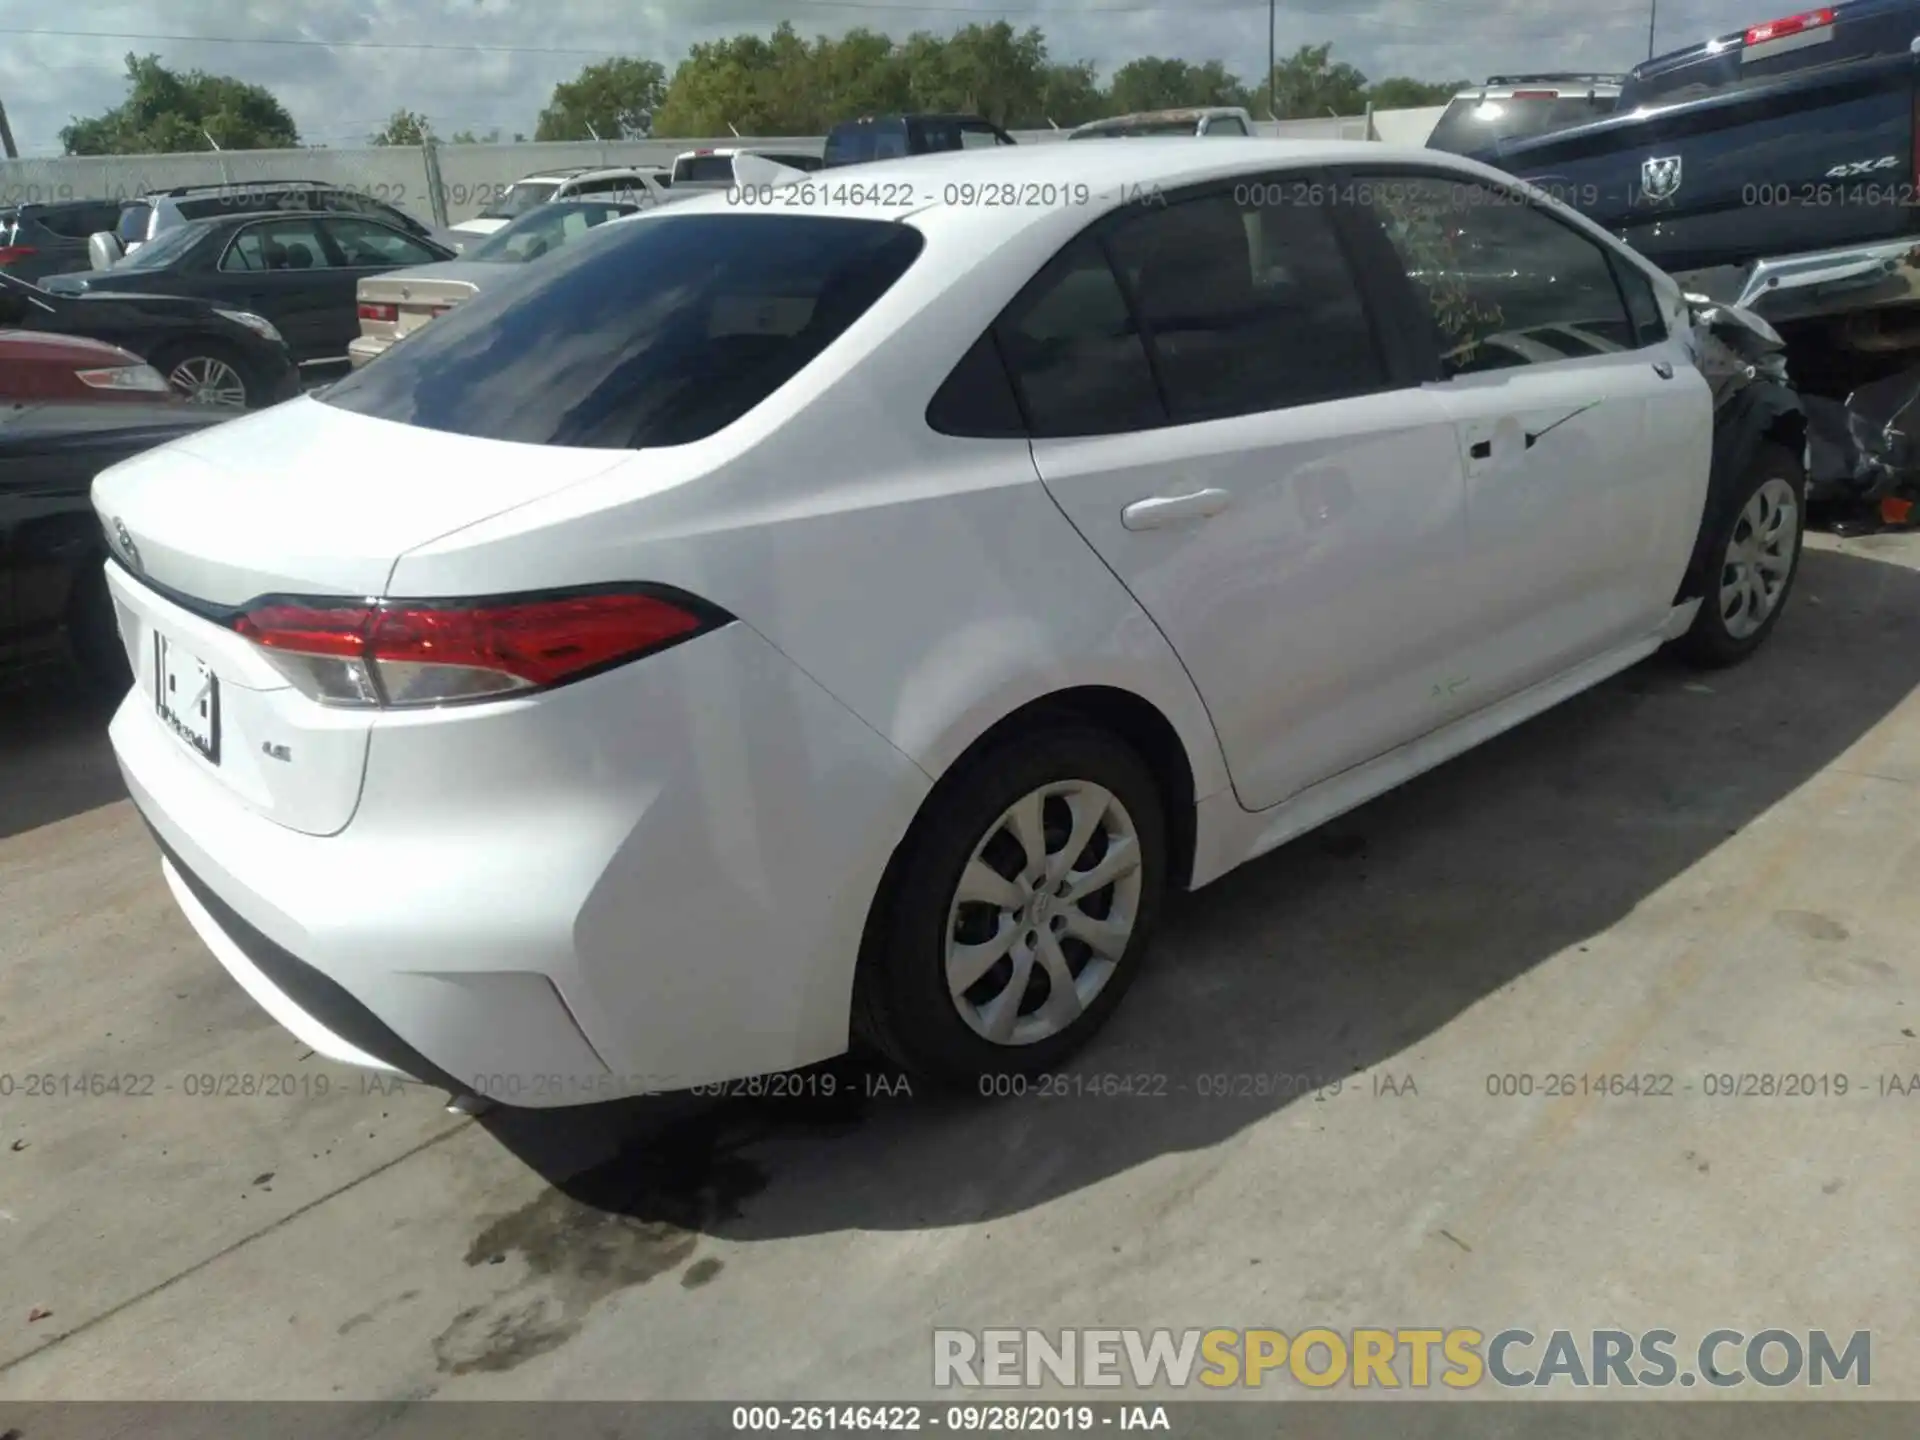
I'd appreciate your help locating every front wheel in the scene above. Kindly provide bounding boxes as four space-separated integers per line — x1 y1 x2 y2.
1674 439 1806 668
853 728 1167 1089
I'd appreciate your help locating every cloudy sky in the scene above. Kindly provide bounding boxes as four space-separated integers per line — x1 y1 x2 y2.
1 0 1778 154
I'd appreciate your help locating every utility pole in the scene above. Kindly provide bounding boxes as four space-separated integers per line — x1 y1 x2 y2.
1268 0 1277 121
1647 0 1658 60
0 93 16 160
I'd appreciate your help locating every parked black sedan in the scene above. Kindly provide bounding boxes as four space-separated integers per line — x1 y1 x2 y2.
0 272 298 410
45 209 456 380
1 401 228 685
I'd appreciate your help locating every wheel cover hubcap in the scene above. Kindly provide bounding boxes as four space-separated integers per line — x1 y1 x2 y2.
944 779 1144 1048
1719 477 1798 641
168 357 247 408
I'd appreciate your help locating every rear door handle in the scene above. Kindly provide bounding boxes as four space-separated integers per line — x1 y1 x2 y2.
1121 488 1233 531
1653 360 1675 379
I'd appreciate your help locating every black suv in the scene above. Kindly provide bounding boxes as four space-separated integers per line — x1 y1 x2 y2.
0 199 127 283
107 180 434 263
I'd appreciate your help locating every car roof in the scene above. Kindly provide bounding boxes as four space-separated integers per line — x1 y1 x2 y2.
651 137 1508 230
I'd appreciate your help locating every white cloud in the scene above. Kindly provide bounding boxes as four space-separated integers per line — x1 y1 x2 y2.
0 0 1767 153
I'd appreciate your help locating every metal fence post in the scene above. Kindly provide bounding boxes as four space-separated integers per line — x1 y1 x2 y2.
420 135 449 228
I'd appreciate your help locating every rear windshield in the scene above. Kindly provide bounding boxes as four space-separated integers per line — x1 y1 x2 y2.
825 120 909 167
320 213 926 449
1425 94 1616 154
672 155 737 184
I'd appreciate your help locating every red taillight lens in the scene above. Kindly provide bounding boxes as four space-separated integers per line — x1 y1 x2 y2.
1510 90 1558 99
1745 6 1833 44
232 588 724 708
0 245 37 266
358 301 398 323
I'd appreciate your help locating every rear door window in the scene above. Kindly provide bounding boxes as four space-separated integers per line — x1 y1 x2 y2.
320 213 925 449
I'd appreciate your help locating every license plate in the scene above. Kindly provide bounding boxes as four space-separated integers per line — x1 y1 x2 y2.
155 633 220 764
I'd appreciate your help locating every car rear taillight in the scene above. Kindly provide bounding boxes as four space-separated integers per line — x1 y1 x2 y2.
230 586 729 708
0 245 36 266
76 363 171 395
1510 90 1559 99
1744 6 1834 45
358 301 398 323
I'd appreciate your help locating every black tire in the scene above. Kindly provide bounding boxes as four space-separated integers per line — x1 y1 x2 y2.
1674 439 1806 669
149 337 257 410
67 567 130 693
853 726 1167 1091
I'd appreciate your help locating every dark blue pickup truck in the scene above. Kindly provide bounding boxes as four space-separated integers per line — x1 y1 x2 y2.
1481 0 1920 342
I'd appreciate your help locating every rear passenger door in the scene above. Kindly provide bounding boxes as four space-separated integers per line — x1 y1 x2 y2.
1338 167 1710 701
1014 174 1477 812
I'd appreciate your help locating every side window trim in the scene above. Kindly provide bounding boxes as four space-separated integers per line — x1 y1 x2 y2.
1606 252 1669 347
1331 162 1640 379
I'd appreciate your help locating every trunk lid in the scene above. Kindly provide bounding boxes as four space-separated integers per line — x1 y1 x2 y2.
357 263 490 343
93 396 630 836
91 394 628 606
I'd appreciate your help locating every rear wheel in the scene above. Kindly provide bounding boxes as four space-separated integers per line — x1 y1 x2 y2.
1675 439 1805 668
854 728 1166 1089
153 339 254 409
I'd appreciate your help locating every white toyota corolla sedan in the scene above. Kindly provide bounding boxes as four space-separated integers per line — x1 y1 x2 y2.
93 140 1804 1104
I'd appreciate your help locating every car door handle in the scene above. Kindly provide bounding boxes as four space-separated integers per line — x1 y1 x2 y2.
1653 360 1675 379
1121 488 1233 531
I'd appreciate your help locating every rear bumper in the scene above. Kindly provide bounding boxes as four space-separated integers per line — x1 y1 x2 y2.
111 617 932 1106
346 336 388 369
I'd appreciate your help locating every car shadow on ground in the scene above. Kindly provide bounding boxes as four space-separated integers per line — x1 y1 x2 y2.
0 667 124 843
477 543 1920 1245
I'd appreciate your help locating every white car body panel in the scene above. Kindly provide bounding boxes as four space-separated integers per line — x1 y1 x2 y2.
95 139 1725 1101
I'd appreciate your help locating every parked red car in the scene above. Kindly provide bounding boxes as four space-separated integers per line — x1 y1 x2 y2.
0 329 177 403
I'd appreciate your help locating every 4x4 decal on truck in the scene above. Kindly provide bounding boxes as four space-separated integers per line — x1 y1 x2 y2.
1826 155 1900 177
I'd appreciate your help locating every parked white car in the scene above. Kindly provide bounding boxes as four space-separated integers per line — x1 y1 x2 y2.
93 140 1802 1104
444 166 670 248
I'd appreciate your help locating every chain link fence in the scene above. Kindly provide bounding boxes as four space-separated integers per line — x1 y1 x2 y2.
0 113 1398 230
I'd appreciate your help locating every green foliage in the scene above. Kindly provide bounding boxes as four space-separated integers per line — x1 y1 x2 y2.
1107 58 1251 115
534 57 667 141
1265 43 1370 119
60 53 299 155
369 108 430 147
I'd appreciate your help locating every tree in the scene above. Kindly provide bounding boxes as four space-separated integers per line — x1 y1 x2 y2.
445 128 500 144
1266 43 1370 119
900 22 1050 125
1367 76 1468 109
61 53 298 154
535 57 667 140
1037 61 1105 127
369 108 430 146
1107 57 1251 115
